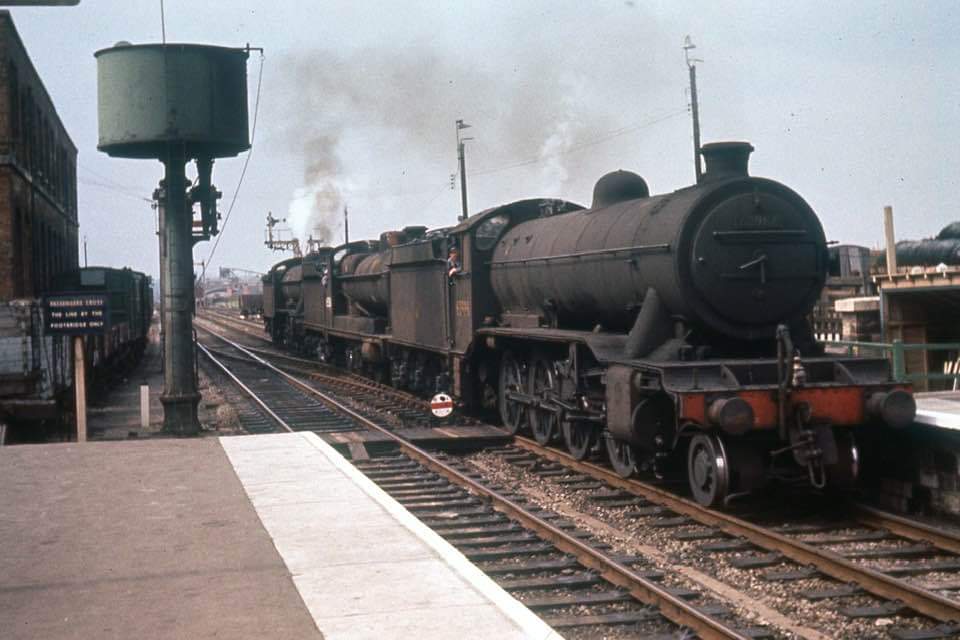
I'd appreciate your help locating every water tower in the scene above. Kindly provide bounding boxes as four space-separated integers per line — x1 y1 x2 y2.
96 43 250 434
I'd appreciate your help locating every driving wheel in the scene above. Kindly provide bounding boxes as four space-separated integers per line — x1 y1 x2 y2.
826 429 860 489
528 358 560 445
687 433 730 507
605 434 637 478
498 351 527 435
563 420 597 460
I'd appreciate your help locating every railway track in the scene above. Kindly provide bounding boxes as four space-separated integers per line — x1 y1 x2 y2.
195 323 772 639
199 308 268 337
197 330 365 438
196 310 960 638
195 321 494 443
195 312 442 421
486 439 960 638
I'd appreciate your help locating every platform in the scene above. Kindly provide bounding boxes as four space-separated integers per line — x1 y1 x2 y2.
87 321 243 439
0 433 558 640
915 391 960 430
86 324 165 439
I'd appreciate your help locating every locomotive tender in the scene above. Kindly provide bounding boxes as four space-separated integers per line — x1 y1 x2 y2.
263 142 915 506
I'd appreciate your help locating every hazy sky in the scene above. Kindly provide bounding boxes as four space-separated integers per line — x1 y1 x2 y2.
6 1 959 280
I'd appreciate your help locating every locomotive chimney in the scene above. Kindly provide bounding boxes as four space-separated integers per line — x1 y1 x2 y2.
699 141 754 183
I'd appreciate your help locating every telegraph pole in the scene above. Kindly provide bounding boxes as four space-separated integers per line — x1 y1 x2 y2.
456 119 472 221
684 36 703 182
343 205 349 244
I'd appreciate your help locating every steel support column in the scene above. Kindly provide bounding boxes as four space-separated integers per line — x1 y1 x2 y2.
159 147 200 434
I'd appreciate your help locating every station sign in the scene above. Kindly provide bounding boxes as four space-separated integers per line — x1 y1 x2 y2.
44 293 109 335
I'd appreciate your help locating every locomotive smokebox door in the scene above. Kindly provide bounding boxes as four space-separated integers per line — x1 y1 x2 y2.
690 190 822 332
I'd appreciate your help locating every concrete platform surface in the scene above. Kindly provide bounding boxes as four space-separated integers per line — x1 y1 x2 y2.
87 324 165 440
221 432 559 640
1 433 559 640
0 438 322 640
916 391 960 430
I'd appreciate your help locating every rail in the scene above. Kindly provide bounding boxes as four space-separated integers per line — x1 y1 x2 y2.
198 328 749 640
824 339 960 385
513 437 960 624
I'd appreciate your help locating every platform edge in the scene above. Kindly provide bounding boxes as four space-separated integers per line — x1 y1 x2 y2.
295 431 562 640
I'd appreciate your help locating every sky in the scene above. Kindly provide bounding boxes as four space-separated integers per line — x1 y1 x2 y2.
5 1 960 282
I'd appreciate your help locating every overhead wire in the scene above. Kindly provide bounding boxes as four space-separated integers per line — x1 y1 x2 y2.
470 108 688 178
292 108 687 204
78 163 155 201
202 48 265 280
78 177 154 203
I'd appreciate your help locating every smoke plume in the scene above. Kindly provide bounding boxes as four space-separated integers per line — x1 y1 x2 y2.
275 17 672 243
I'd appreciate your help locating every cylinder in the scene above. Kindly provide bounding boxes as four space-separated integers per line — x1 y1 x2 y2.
96 43 250 159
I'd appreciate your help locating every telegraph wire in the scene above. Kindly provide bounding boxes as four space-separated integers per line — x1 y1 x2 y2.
78 163 151 197
470 109 688 178
195 98 681 269
78 177 154 203
291 108 687 203
202 48 265 279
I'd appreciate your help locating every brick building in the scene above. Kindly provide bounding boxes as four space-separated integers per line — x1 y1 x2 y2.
0 10 79 301
0 11 77 437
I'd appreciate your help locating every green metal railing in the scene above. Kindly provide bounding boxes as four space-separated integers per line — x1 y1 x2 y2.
826 339 960 384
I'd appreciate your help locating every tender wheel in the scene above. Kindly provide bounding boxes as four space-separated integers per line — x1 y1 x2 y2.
605 434 637 478
528 357 560 445
687 433 730 508
498 351 527 435
563 420 597 460
826 429 859 489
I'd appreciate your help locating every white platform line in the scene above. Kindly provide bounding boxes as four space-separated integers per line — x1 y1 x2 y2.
916 409 960 430
222 432 561 640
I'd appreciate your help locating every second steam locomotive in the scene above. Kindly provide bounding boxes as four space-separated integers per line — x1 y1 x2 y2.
263 142 915 506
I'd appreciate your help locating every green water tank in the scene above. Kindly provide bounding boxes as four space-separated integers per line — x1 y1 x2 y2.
96 43 250 159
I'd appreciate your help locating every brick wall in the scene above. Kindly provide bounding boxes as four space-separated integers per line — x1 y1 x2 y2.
0 11 78 302
871 427 960 519
0 169 12 299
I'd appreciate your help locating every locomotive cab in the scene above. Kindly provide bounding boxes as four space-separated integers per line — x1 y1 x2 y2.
262 256 302 346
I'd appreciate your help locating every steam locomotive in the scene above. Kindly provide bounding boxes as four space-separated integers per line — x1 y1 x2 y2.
263 142 915 506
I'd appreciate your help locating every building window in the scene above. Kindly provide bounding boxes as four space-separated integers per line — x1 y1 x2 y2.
13 209 23 298
8 63 19 141
32 103 40 174
32 220 41 294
